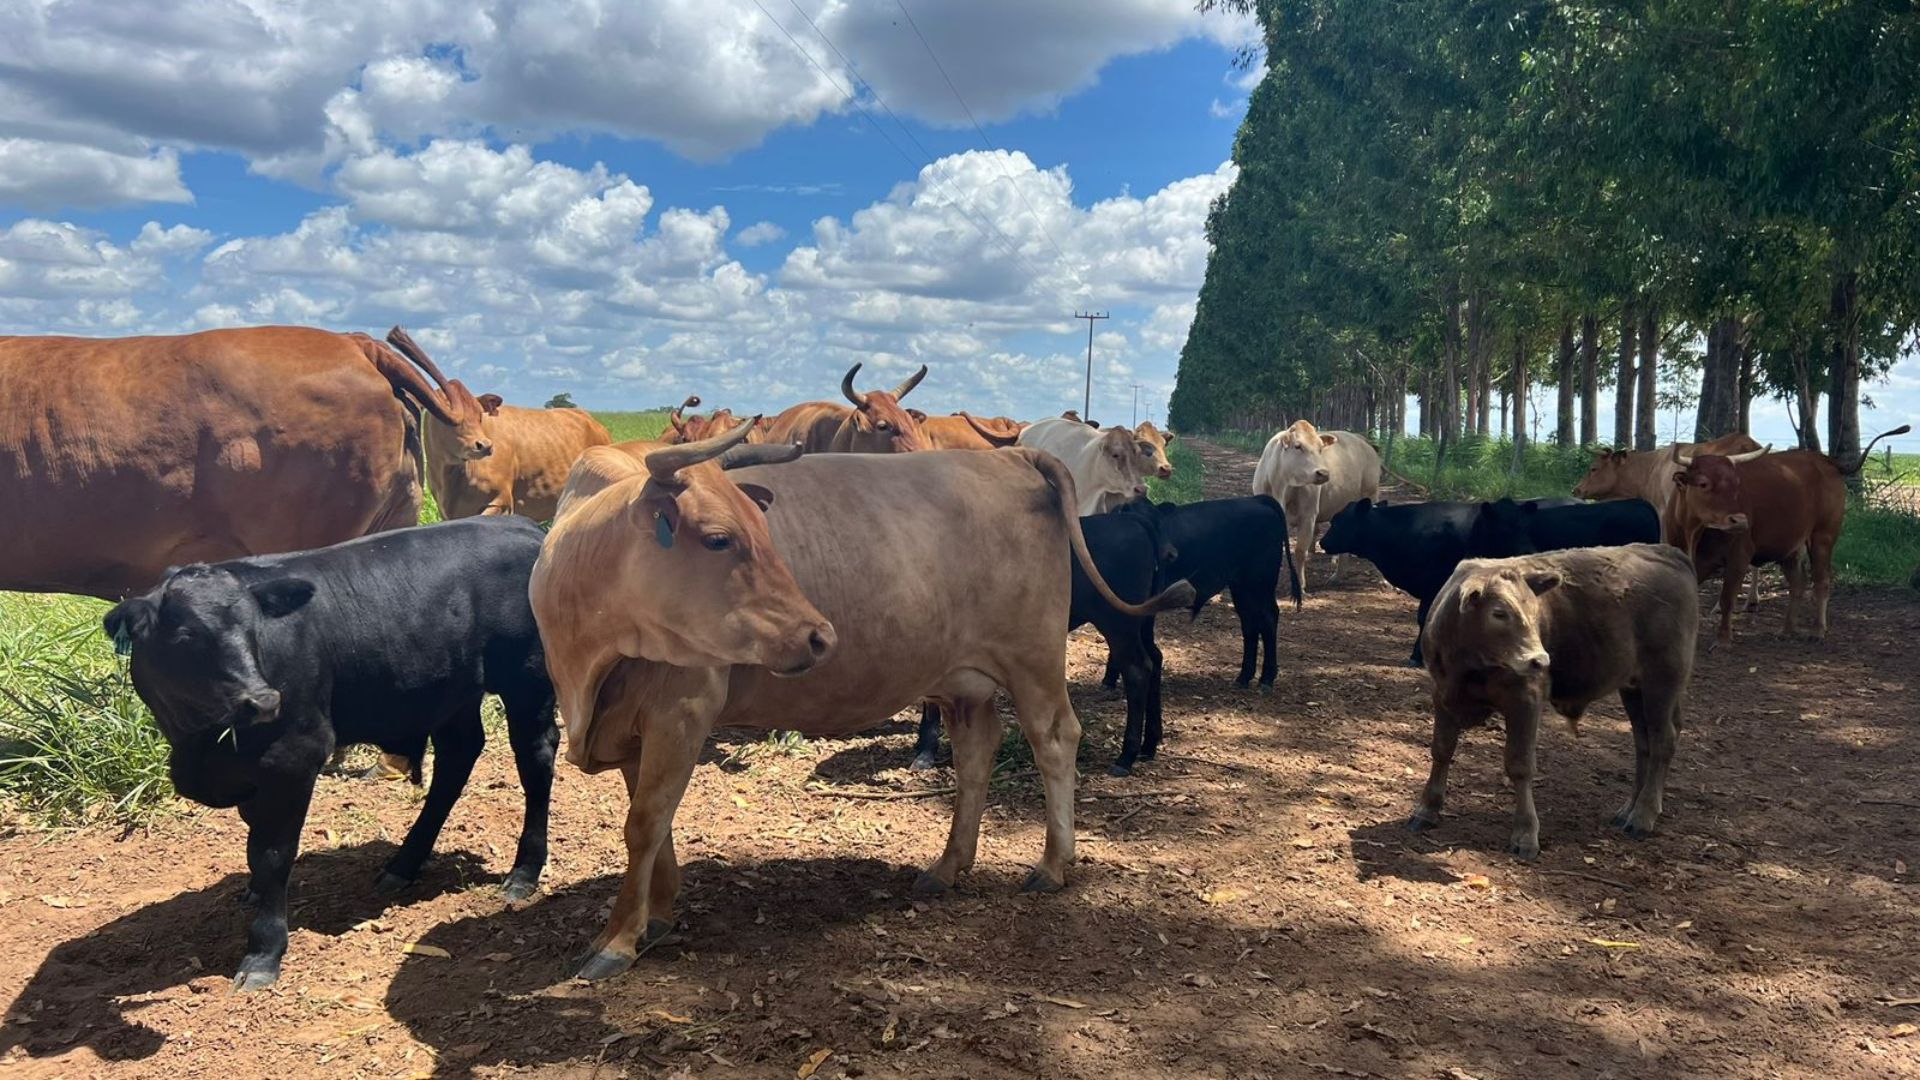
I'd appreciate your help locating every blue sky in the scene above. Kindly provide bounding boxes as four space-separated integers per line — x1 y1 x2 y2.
0 0 1258 428
0 1 1909 452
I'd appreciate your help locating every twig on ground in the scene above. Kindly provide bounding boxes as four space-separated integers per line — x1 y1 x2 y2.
804 769 1037 800
1533 868 1632 890
1859 799 1920 811
1160 752 1255 774
1080 788 1195 800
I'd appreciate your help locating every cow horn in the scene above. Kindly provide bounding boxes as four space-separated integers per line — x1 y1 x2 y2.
891 364 929 400
718 440 804 470
1675 451 1694 467
670 394 700 421
1728 444 1771 464
644 417 760 484
840 364 869 409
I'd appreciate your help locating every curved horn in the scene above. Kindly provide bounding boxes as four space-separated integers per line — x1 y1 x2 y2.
1728 443 1772 464
891 364 929 400
644 417 759 484
386 327 457 397
718 440 804 470
670 394 701 422
1675 451 1694 468
840 364 869 409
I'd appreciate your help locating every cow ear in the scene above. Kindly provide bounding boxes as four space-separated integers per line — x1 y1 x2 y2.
1354 497 1372 514
643 495 681 547
1319 433 1337 447
1460 585 1484 610
251 577 315 618
1671 470 1689 487
907 408 928 422
1163 431 1177 443
478 394 504 416
1524 570 1562 595
103 597 158 651
734 483 775 512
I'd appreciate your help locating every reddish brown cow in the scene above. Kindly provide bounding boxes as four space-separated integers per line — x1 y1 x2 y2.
1666 424 1909 644
910 410 1027 450
763 364 931 453
663 396 770 445
0 325 487 599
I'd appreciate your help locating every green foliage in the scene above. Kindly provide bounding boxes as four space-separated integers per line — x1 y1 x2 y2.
1147 440 1206 505
1834 500 1920 589
0 593 170 822
594 410 672 444
544 392 578 409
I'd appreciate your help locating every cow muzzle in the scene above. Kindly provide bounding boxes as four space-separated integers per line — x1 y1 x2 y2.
770 623 837 677
469 439 495 459
1509 651 1550 676
1311 469 1331 485
1155 464 1173 480
1706 512 1749 531
234 688 281 726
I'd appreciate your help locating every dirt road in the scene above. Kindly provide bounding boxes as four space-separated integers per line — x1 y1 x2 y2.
3 439 1917 1078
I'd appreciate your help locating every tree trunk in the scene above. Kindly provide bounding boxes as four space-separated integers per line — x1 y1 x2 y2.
1695 321 1723 442
1736 338 1754 435
1555 321 1575 448
1635 299 1658 450
1614 299 1636 449
1578 313 1599 447
1441 289 1463 446
1829 271 1862 480
1417 373 1432 439
1695 317 1744 441
1792 338 1823 452
1509 329 1528 473
1475 316 1494 436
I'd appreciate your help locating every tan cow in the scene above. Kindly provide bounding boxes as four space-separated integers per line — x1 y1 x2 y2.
423 394 612 521
910 410 1027 450
1414 544 1698 858
1134 421 1176 479
1251 420 1381 597
1017 417 1162 514
762 364 930 453
0 325 488 599
531 423 1194 981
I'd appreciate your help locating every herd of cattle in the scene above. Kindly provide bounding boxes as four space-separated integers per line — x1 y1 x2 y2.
0 324 1907 991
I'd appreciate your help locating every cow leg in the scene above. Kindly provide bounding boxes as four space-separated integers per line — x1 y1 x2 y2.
501 691 560 901
1142 619 1166 758
1294 515 1315 601
1619 687 1680 840
1780 552 1808 639
1613 688 1652 828
1408 707 1463 832
1406 595 1432 667
1108 641 1152 777
1503 704 1544 860
917 696 1002 895
233 776 316 991
1230 580 1280 689
378 706 484 893
1810 538 1836 641
1743 567 1761 611
1713 562 1742 647
1009 679 1082 894
579 723 704 981
911 703 944 771
1101 648 1122 691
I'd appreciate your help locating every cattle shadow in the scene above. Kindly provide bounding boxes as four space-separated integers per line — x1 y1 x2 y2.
0 842 487 1063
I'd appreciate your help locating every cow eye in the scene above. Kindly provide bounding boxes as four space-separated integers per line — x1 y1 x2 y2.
876 420 891 431
701 533 734 552
1490 608 1509 621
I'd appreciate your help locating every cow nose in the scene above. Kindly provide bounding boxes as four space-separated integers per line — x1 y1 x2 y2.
1726 513 1749 529
473 440 493 458
1312 469 1331 484
1525 652 1550 672
807 624 836 661
243 688 281 723
1156 465 1173 479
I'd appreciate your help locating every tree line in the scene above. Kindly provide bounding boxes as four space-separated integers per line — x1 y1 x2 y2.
1170 1 1920 465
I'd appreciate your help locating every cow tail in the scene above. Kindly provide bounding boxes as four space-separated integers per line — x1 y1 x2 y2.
1019 448 1196 618
1283 525 1303 609
1836 424 1912 476
352 333 463 427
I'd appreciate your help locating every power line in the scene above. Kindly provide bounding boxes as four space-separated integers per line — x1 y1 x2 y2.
891 0 1073 270
773 0 1052 288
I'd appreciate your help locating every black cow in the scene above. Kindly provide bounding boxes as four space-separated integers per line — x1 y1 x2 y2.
102 517 557 991
1103 495 1303 691
1467 497 1660 558
1320 496 1623 666
913 510 1168 777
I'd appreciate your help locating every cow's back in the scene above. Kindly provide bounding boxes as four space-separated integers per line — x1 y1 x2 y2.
0 328 419 597
1017 416 1098 462
1536 545 1697 704
1745 451 1846 559
1313 432 1382 526
715 450 1076 732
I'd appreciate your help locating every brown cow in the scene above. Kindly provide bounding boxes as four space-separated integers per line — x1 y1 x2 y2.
762 364 930 453
0 325 488 599
662 396 769 445
910 410 1027 450
532 423 1194 981
421 389 612 522
1414 544 1698 859
1666 425 1909 645
1134 421 1176 480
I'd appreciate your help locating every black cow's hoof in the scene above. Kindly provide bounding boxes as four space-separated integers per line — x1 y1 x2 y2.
1508 840 1541 861
911 871 952 898
1258 682 1275 696
1140 746 1158 761
1620 821 1655 841
1107 763 1133 778
1609 810 1630 829
1406 812 1439 832
1403 657 1424 669
1234 677 1253 689
374 870 414 896
1020 867 1064 894
232 960 280 992
576 949 635 982
502 873 541 904
908 753 939 773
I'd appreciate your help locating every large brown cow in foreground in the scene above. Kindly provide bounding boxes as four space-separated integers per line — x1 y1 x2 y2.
531 422 1193 981
0 325 489 598
401 339 612 522
1414 544 1698 859
762 363 930 452
910 410 1026 450
1666 424 1909 645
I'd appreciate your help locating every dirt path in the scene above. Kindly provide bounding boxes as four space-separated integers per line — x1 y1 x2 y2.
4 442 1919 1079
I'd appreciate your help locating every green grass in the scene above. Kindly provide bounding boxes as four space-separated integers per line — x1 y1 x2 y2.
1148 439 1205 504
0 592 171 823
595 410 671 444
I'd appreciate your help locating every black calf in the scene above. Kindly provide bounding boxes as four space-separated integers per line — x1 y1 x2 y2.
104 517 557 991
913 511 1167 776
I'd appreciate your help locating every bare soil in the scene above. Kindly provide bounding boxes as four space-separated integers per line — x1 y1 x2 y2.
3 438 1918 1079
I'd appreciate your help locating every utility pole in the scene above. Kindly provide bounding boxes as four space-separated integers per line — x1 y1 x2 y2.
1074 311 1109 419
1130 382 1142 427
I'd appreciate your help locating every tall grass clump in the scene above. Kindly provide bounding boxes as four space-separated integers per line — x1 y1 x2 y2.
0 593 169 822
1148 439 1206 504
595 410 671 444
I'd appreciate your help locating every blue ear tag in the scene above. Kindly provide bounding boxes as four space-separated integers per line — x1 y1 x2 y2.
112 625 133 657
654 512 675 549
